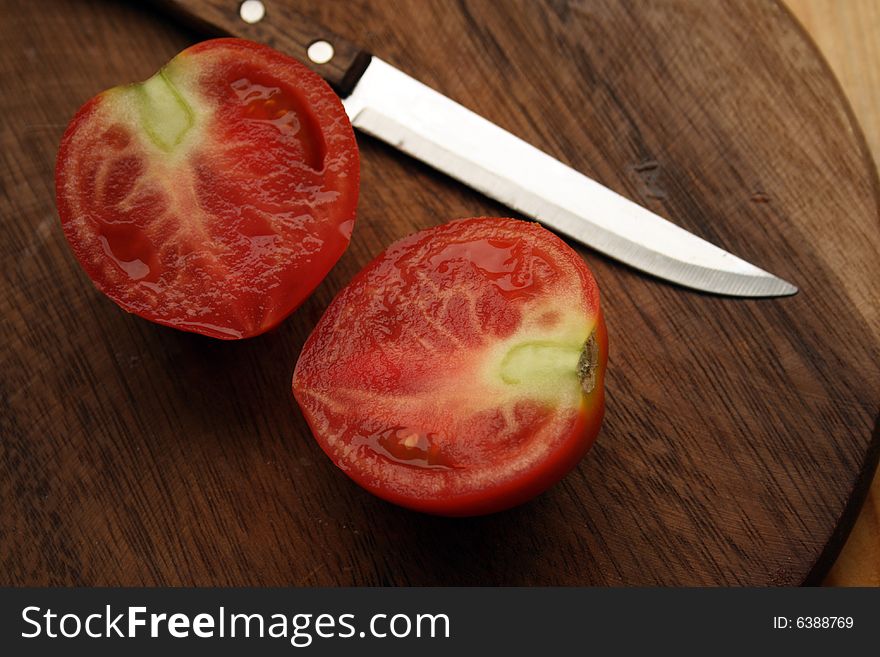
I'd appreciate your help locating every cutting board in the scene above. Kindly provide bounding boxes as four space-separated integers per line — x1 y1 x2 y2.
1 0 878 586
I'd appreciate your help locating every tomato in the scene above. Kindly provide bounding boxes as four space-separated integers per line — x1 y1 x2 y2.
55 39 359 339
293 217 607 516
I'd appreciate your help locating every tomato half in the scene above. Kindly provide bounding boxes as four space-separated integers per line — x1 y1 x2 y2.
293 217 607 516
55 39 359 339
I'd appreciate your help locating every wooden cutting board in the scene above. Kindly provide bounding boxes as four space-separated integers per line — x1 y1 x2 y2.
1 0 878 586
789 0 880 585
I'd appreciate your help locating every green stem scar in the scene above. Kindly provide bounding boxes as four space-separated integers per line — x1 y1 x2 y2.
500 329 599 395
577 330 599 394
135 69 195 152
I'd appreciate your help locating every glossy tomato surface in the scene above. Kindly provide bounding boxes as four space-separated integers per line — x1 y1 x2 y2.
55 39 359 339
293 218 607 516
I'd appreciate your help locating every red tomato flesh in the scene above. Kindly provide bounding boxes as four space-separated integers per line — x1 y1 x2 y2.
293 218 607 516
55 39 359 339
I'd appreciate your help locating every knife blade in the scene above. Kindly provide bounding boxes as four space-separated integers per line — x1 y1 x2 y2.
158 0 797 297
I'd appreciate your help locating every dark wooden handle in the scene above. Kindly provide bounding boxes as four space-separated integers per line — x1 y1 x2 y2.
156 0 372 96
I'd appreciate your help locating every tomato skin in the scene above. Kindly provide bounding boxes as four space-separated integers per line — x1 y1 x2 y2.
293 218 607 516
55 39 359 339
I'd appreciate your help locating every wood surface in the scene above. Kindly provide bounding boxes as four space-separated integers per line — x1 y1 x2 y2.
785 0 880 587
1 0 878 586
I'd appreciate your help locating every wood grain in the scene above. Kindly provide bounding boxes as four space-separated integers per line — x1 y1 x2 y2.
785 0 880 587
1 0 878 586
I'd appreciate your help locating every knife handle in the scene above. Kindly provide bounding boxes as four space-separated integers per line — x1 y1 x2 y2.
156 0 372 96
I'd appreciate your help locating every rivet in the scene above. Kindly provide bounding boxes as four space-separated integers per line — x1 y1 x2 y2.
239 0 266 24
307 40 335 65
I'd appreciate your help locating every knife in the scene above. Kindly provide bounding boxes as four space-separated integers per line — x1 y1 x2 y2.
157 0 797 297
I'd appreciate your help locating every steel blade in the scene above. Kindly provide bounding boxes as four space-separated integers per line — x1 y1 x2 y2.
342 58 796 297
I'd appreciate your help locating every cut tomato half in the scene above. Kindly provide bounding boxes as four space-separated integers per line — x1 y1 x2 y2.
293 217 607 516
55 38 359 339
